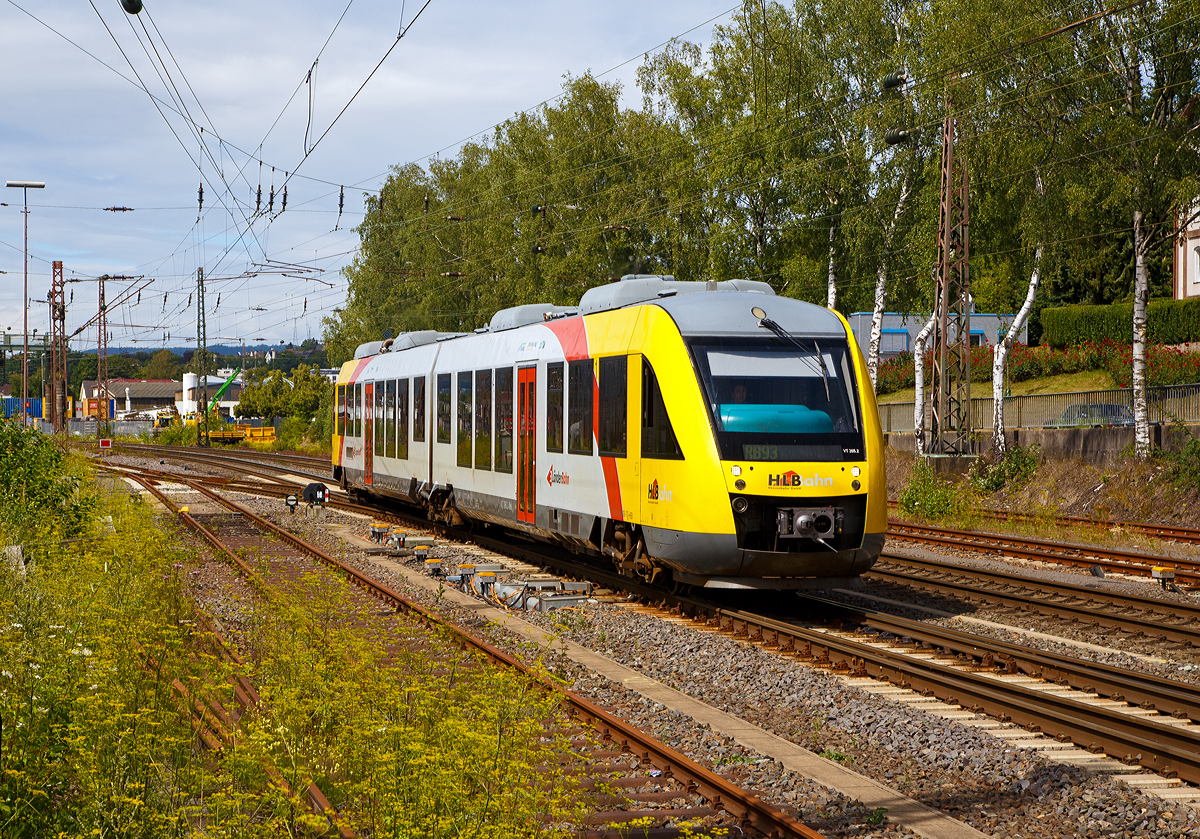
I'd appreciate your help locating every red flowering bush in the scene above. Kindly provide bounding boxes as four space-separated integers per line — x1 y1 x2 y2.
873 339 1200 395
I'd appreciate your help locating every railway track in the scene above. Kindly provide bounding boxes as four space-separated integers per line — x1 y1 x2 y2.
869 554 1200 647
889 499 1200 546
113 465 819 839
112 442 332 483
798 593 1200 727
887 519 1200 586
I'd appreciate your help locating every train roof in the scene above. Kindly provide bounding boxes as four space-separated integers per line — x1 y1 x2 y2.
579 274 845 338
655 290 846 338
350 275 845 359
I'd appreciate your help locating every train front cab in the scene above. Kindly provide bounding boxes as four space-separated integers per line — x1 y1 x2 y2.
609 297 886 589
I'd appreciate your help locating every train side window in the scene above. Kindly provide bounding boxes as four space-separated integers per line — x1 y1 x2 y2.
413 376 426 442
568 359 593 455
546 362 564 453
457 372 472 467
375 381 386 458
385 380 396 459
642 357 683 459
597 356 627 457
436 374 451 443
475 369 492 470
397 378 410 459
355 383 362 438
495 367 513 473
336 384 345 436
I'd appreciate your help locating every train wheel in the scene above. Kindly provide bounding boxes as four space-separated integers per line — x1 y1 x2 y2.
667 575 692 596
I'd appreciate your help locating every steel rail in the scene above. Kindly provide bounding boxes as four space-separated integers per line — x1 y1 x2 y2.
887 519 1200 584
869 557 1200 647
888 499 1200 546
173 478 821 839
799 594 1200 723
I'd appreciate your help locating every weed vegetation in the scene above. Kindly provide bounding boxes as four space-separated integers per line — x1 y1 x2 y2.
223 571 589 837
0 419 588 836
1 422 230 836
896 446 1040 526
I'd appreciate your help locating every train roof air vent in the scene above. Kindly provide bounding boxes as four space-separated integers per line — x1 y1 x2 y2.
489 304 579 332
353 330 464 358
578 275 774 315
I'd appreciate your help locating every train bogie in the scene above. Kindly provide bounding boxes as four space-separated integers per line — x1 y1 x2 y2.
333 275 885 589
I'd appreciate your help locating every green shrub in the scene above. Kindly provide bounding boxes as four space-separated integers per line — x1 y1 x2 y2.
0 418 93 545
897 463 972 520
1041 298 1200 348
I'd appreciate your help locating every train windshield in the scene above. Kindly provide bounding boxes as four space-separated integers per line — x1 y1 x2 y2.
689 336 864 462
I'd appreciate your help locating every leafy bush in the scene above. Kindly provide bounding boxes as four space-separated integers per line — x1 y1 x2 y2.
1 428 585 837
1158 428 1200 492
1041 298 1200 347
970 444 1040 493
897 462 972 520
0 418 93 545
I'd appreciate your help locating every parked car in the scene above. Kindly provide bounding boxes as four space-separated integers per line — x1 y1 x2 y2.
1043 403 1135 429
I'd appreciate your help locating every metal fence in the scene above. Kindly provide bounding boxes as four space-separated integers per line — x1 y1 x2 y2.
878 383 1200 433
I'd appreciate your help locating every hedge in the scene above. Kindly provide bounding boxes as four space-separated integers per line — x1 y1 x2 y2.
1041 297 1200 347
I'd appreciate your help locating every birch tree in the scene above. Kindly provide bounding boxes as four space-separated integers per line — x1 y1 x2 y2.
991 244 1042 455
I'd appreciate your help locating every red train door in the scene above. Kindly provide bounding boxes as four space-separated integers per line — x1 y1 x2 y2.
517 366 536 523
364 382 374 485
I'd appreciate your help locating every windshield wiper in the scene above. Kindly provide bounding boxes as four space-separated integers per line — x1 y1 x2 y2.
757 316 831 402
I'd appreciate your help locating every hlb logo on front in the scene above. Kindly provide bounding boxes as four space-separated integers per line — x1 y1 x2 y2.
769 471 832 487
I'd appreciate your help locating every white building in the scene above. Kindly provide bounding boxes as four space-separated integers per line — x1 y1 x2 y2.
1174 209 1200 299
175 372 244 419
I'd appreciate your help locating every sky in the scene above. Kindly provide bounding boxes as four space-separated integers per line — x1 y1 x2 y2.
1 0 735 355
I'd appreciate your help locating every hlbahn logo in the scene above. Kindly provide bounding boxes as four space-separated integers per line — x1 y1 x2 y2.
546 465 569 486
769 471 833 487
647 479 672 502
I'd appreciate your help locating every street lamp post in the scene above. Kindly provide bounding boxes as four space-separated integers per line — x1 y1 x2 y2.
6 180 46 429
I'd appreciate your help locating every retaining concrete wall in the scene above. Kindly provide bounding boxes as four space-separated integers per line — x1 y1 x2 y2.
885 423 1200 467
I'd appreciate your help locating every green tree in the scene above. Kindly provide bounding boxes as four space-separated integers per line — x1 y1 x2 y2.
235 365 331 421
142 348 180 379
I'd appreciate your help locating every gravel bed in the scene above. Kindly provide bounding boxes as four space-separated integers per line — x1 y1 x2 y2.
873 543 1200 683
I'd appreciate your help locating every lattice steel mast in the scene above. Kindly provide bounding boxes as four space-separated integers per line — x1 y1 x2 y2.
49 261 67 435
929 105 972 455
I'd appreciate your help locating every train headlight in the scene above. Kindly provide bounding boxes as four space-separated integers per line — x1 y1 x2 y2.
851 480 861 491
734 479 746 491
851 466 861 477
732 496 749 514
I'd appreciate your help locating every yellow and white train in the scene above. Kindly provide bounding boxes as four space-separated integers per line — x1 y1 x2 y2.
332 274 886 589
